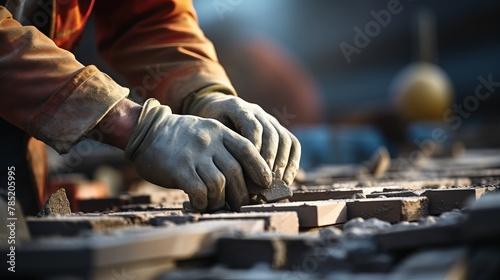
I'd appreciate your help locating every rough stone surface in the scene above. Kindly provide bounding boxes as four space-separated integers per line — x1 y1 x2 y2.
37 188 71 217
343 217 392 237
248 173 293 203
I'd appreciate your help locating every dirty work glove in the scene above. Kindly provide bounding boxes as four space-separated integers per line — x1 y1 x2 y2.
186 91 301 185
125 99 273 212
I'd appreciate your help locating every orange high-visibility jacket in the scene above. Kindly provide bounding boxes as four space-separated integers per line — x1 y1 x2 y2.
0 0 235 154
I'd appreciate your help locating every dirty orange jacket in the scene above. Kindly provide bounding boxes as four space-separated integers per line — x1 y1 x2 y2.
0 0 235 154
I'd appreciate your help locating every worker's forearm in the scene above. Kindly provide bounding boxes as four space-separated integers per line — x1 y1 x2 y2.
89 98 142 150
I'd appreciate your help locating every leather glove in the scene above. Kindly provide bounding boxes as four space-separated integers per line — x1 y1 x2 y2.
186 91 301 185
125 99 273 212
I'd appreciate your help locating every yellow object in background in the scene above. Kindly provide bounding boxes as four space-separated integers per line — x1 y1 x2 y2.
391 62 453 122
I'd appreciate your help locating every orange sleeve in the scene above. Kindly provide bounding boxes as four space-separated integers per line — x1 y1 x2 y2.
0 6 128 154
92 0 236 113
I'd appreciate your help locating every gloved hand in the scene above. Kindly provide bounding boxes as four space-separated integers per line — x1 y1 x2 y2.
186 92 301 185
125 99 273 212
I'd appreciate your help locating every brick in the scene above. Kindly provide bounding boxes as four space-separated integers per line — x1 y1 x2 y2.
378 178 471 190
438 168 500 180
150 213 198 226
462 193 500 240
199 211 299 234
298 177 470 191
107 210 191 225
77 194 151 213
216 233 317 269
241 200 347 227
27 216 131 237
366 190 421 198
390 248 467 279
37 188 71 217
374 223 461 251
347 197 428 223
468 245 500 280
290 189 364 201
422 187 485 215
160 267 311 280
6 220 264 278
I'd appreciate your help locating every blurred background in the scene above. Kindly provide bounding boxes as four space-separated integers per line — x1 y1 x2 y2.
49 0 500 206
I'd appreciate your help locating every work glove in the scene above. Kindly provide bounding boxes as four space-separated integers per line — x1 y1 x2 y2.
186 91 301 185
125 99 273 212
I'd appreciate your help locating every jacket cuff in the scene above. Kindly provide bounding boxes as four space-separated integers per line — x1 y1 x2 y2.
28 65 129 154
156 61 236 114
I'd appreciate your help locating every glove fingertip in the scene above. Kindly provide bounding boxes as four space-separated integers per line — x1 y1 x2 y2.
187 192 208 213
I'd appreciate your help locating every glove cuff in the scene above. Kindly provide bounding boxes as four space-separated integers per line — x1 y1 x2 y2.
124 98 170 160
181 85 236 115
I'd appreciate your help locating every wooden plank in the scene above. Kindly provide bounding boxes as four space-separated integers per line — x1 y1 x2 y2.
241 200 347 227
347 197 428 223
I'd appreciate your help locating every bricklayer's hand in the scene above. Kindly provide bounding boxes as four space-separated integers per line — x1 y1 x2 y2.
125 99 272 212
187 92 301 185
